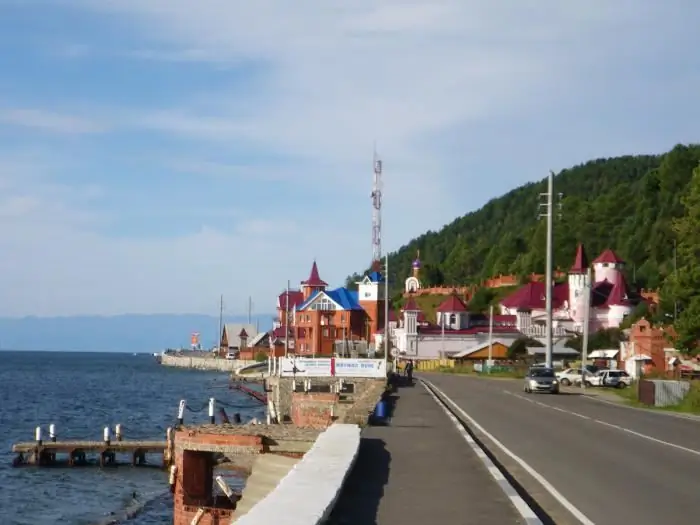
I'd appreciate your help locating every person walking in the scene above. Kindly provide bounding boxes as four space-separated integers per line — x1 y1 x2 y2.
405 359 414 384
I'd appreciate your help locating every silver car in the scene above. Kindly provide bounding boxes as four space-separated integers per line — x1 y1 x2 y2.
524 367 560 394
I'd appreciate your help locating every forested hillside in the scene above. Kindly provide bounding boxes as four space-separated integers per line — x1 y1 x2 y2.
348 144 700 351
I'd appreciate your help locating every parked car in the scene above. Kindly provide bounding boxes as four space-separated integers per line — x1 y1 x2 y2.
586 369 631 388
556 368 593 386
524 367 560 394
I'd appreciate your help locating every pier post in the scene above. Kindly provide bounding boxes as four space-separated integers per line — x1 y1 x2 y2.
178 399 186 425
208 398 215 424
169 464 177 493
103 426 111 446
164 427 173 466
115 424 123 442
35 426 42 446
233 413 241 424
49 423 56 442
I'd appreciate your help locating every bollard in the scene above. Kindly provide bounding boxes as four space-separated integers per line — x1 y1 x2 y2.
218 408 230 424
103 426 111 445
233 413 241 424
115 424 123 442
164 427 173 466
35 426 42 446
49 423 56 442
177 399 186 425
215 475 236 502
208 398 215 424
268 399 277 424
169 464 177 493
191 508 205 525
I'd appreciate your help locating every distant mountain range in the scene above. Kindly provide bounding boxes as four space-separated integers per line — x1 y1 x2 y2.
0 314 275 353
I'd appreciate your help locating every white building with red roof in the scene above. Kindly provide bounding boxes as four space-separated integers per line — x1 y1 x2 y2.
500 244 639 336
391 292 523 359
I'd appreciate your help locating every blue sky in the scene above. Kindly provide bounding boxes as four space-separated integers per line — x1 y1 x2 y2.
0 0 698 317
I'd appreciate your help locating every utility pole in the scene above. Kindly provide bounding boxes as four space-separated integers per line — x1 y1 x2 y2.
384 254 390 372
285 280 290 357
488 304 494 373
441 313 445 360
674 239 678 321
538 171 562 368
217 294 224 355
581 267 592 390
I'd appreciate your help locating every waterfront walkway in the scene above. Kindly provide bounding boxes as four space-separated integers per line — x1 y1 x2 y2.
327 378 526 524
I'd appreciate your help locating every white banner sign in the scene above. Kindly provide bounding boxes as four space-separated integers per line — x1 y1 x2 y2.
279 358 331 377
278 357 387 378
334 358 386 378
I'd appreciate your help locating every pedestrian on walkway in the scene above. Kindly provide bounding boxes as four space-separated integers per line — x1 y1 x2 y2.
406 360 414 384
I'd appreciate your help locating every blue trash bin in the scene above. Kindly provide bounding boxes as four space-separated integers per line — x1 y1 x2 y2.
370 399 388 426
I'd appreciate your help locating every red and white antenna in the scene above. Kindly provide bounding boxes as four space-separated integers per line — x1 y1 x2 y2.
371 146 383 266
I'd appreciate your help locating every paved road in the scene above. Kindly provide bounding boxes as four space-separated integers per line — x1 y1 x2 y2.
424 374 700 525
328 381 529 524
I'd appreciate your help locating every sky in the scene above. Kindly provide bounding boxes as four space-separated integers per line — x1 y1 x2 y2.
0 1 698 317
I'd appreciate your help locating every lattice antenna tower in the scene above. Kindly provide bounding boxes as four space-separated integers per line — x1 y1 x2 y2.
371 148 383 266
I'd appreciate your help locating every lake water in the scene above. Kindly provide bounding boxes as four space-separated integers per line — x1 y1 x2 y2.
0 351 265 525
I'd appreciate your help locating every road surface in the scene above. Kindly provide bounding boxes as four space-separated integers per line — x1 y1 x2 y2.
423 374 700 525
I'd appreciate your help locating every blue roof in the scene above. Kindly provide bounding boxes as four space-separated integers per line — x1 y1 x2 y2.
297 287 363 311
367 271 384 283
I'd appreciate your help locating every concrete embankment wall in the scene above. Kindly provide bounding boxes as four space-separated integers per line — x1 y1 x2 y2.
235 423 361 525
160 354 256 372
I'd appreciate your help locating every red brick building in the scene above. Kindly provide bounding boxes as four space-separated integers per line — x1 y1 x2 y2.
274 261 386 357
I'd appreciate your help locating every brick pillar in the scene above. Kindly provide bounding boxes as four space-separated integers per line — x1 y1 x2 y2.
291 392 339 428
173 431 264 525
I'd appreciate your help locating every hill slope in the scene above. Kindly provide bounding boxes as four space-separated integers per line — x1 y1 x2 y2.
350 144 700 296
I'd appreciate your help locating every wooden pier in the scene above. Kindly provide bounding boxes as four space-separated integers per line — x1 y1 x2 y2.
12 438 172 468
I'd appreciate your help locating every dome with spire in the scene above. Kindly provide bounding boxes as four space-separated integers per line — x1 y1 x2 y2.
412 249 422 269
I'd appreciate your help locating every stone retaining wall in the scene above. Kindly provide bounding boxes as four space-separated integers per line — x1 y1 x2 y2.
161 354 256 372
269 377 384 425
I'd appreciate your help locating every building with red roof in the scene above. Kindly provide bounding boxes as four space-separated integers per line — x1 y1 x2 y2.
389 290 523 360
268 261 390 357
499 244 641 337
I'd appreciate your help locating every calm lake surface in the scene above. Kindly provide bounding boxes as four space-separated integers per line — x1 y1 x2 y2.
0 351 265 525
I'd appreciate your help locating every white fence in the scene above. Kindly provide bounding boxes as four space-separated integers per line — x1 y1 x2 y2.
270 357 387 378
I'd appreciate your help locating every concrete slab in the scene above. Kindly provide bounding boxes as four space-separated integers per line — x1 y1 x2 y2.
232 454 300 520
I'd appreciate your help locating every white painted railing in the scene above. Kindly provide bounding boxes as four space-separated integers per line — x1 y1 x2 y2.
233 423 361 525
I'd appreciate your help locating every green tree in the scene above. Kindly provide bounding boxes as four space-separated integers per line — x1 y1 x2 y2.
508 337 542 359
664 164 700 353
468 287 497 313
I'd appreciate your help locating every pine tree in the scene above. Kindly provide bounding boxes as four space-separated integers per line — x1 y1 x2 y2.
666 165 700 353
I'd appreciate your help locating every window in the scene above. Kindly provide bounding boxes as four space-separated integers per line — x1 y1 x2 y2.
323 328 329 337
310 297 336 311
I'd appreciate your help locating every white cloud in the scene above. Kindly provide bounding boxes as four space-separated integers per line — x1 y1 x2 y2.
0 108 106 134
1 0 698 316
0 151 365 316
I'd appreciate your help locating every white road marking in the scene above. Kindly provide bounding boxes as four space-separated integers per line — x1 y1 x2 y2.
504 390 700 457
424 379 595 525
422 381 543 525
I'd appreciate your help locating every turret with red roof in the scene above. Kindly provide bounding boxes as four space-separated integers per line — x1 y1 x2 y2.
300 260 328 300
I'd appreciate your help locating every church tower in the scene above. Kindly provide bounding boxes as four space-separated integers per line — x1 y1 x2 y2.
357 270 385 343
404 250 422 293
568 243 589 326
403 296 419 356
